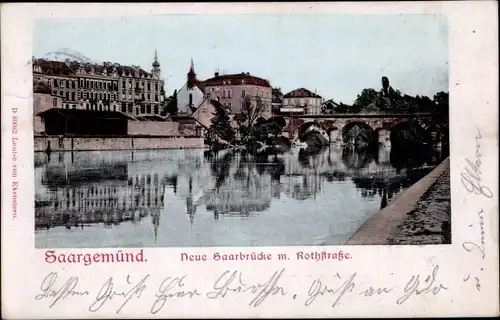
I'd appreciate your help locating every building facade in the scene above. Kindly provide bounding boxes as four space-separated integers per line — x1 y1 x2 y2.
203 71 272 118
282 88 324 115
32 51 165 117
176 59 206 115
174 61 273 119
33 80 63 134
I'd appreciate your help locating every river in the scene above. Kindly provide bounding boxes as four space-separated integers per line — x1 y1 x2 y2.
34 145 447 248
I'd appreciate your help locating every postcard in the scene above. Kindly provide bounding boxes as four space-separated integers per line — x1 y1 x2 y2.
1 1 498 318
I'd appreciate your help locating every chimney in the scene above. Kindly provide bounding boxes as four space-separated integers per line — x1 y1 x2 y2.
214 68 219 77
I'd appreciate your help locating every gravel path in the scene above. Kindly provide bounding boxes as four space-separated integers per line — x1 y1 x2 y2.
388 166 451 245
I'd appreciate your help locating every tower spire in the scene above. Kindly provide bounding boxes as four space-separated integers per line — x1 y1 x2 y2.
187 58 197 88
152 49 161 78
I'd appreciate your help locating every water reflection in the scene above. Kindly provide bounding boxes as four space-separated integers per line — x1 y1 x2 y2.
35 145 446 248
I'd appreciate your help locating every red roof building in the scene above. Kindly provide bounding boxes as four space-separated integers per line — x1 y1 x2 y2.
283 88 324 115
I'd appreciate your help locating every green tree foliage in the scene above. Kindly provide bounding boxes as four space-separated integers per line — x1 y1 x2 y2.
352 88 379 112
206 106 235 145
162 89 178 115
344 77 449 116
433 91 449 119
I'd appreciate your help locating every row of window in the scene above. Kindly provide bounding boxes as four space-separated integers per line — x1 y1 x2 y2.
54 90 119 102
46 77 164 92
53 90 162 103
205 88 270 99
55 99 160 115
121 92 160 102
284 97 323 106
122 79 163 92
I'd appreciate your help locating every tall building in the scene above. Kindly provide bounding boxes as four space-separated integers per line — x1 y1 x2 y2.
203 71 272 117
32 51 166 117
175 60 273 118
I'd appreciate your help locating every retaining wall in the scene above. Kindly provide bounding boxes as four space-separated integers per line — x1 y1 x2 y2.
346 157 450 245
34 135 205 152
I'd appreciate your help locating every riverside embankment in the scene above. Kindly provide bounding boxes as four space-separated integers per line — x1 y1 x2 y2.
347 157 451 245
34 135 205 152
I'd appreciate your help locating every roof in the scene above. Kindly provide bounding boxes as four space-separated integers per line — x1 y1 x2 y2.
209 99 228 112
203 73 271 88
37 108 136 120
135 115 168 121
322 99 341 107
283 88 322 99
33 58 153 78
33 80 52 94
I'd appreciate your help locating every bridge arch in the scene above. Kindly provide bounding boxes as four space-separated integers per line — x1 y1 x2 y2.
389 120 427 147
342 121 375 147
297 121 329 144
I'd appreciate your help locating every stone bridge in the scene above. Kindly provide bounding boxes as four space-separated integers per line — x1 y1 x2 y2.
274 113 443 147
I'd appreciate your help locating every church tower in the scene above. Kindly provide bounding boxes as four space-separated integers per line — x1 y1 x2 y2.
152 50 161 79
187 59 197 89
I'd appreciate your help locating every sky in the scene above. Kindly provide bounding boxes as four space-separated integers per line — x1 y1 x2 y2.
33 14 448 104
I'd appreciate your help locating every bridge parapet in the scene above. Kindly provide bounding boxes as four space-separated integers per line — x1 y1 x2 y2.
282 113 439 146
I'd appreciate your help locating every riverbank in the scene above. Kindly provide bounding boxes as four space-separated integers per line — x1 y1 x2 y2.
34 135 205 152
346 157 450 245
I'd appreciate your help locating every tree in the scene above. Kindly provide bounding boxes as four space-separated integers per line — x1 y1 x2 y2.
433 91 449 124
352 88 379 112
240 95 266 131
163 89 178 115
206 106 235 144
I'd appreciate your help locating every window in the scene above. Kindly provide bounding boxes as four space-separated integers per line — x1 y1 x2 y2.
189 93 193 106
241 90 246 98
147 93 150 100
141 105 146 113
52 98 57 107
128 104 133 113
121 104 126 112
155 83 158 91
60 80 64 88
71 92 76 101
222 90 226 98
86 104 89 110
228 90 232 98
154 105 159 114
155 95 158 102
146 105 151 113
147 82 151 90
